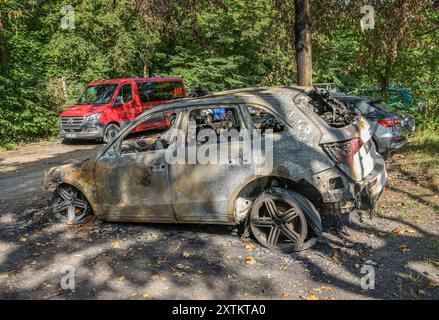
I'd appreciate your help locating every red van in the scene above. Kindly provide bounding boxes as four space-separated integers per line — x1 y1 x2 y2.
60 77 186 142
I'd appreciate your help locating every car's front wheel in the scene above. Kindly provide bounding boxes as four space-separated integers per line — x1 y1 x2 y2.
103 123 120 143
250 188 310 252
52 185 92 224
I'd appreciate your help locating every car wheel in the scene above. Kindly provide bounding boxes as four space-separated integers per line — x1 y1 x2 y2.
52 185 92 224
103 123 120 143
250 188 309 252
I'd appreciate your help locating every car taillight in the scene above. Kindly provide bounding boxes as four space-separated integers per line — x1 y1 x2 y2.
323 137 364 164
379 119 400 127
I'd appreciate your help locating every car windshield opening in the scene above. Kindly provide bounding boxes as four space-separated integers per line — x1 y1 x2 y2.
77 84 118 105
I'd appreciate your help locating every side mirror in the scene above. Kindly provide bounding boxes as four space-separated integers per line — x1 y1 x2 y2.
113 96 123 107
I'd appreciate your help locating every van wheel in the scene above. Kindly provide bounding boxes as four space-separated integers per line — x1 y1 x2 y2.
103 123 120 143
52 185 92 224
250 188 309 252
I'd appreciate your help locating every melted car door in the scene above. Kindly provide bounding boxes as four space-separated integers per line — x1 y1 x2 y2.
170 106 255 224
94 150 176 222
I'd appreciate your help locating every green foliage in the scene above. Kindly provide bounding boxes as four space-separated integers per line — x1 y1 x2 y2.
0 0 437 147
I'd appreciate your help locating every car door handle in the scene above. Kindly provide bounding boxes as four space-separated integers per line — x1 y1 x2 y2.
229 157 243 165
148 163 166 172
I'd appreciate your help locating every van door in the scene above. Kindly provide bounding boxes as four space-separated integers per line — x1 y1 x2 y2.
115 83 137 126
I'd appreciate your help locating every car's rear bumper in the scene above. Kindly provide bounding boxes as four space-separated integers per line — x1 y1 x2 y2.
316 156 388 213
357 156 388 209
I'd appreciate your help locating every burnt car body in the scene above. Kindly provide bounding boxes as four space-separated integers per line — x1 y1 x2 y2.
333 94 415 154
43 87 387 251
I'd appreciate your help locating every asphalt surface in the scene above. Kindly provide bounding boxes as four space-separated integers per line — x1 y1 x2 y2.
0 138 438 299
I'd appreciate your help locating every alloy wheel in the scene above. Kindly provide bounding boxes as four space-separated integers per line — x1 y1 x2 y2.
52 185 91 223
250 192 308 252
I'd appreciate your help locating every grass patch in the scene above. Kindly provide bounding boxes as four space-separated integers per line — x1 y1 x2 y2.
398 129 439 189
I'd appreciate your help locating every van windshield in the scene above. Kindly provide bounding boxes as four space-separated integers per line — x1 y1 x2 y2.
77 84 118 105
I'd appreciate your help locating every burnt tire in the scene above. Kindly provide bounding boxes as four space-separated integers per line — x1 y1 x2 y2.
103 123 120 143
250 188 321 252
52 185 92 225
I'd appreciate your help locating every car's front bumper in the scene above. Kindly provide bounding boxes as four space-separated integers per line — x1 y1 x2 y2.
61 123 105 140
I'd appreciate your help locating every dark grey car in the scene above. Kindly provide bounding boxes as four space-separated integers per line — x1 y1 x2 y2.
334 94 415 154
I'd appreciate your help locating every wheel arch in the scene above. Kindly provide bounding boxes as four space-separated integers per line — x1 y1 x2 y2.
43 161 98 214
228 174 323 223
53 182 96 214
105 121 121 129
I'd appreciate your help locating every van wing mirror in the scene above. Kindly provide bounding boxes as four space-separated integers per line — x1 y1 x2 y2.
113 96 123 107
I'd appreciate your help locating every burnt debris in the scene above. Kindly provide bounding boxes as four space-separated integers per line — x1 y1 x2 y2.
308 88 356 128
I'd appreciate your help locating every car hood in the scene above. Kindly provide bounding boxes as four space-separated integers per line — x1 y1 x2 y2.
61 104 107 117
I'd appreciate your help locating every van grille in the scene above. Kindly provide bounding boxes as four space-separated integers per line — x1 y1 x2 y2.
61 117 84 129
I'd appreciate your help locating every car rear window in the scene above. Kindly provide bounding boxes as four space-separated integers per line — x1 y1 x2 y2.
137 81 185 103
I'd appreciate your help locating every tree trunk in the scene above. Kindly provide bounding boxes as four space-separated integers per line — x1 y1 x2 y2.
0 11 5 65
294 0 312 86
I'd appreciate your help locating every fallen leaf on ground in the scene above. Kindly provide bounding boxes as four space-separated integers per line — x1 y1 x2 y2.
391 227 405 235
118 276 125 283
112 241 121 249
245 242 256 250
224 254 232 259
245 256 256 265
305 292 318 300
142 292 150 298
282 291 290 298
320 286 332 292
182 251 191 258
429 280 439 288
19 237 27 242
150 275 167 281
399 244 410 253
330 248 342 261
173 271 186 277
406 229 416 234
417 289 426 296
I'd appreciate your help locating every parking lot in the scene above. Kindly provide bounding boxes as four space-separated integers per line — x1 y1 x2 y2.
0 138 438 299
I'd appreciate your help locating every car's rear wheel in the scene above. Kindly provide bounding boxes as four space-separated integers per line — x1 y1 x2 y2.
52 185 92 224
103 123 120 143
250 189 308 252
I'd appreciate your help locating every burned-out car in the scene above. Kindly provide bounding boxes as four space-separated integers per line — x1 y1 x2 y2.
43 87 387 252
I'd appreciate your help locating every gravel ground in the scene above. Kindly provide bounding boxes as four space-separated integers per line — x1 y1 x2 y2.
0 139 438 299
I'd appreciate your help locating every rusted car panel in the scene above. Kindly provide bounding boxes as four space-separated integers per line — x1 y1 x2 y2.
94 150 175 223
42 159 98 209
43 86 387 230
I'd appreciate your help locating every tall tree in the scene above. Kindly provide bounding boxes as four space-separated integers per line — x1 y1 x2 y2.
294 0 312 86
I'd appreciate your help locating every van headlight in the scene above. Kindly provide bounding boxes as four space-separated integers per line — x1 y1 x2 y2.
85 113 102 122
